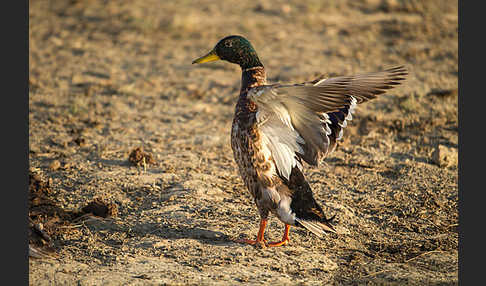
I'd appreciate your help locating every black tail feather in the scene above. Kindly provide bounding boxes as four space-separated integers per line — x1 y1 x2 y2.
282 167 336 236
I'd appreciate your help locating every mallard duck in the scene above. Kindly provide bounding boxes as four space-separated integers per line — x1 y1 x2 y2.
192 35 407 247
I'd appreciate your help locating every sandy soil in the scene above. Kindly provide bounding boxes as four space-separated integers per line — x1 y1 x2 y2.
29 0 458 285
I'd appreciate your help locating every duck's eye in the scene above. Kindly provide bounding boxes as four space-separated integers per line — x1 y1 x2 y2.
224 41 232 48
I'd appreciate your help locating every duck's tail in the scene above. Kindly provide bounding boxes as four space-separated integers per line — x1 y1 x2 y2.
295 216 336 238
284 167 337 237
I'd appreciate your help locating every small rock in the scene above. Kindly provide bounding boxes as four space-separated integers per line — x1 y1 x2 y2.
49 160 61 171
432 144 457 168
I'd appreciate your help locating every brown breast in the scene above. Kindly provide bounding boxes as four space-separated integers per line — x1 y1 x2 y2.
231 66 280 200
231 95 259 199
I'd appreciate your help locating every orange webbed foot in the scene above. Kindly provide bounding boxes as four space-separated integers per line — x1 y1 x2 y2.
266 238 290 247
233 219 268 248
266 224 291 247
234 221 292 248
234 238 267 248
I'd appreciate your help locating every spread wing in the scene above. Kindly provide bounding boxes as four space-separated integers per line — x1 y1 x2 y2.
248 66 407 180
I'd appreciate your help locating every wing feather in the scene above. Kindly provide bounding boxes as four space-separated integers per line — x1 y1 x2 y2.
257 109 304 179
249 66 407 178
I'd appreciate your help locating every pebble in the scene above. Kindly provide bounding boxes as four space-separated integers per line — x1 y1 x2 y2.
49 160 61 171
432 144 458 168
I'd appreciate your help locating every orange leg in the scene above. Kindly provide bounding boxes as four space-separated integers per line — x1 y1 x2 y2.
235 219 267 247
266 224 291 247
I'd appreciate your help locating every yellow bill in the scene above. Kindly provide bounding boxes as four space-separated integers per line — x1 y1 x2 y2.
192 50 220 64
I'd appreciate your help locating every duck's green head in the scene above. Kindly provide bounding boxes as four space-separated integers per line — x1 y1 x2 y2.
192 35 263 69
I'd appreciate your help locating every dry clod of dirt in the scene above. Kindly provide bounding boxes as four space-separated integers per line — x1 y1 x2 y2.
28 172 64 258
432 144 458 168
29 217 57 259
80 197 119 218
128 147 157 167
29 171 118 256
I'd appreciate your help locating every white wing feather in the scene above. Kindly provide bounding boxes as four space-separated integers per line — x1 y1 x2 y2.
249 84 347 180
248 66 407 180
256 108 304 180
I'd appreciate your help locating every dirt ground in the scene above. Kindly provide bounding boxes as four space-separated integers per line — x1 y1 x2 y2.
29 0 458 285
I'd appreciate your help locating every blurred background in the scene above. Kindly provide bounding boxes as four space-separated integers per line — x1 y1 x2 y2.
29 0 457 103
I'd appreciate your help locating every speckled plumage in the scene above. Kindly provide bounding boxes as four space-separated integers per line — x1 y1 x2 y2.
231 67 273 218
193 35 407 247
